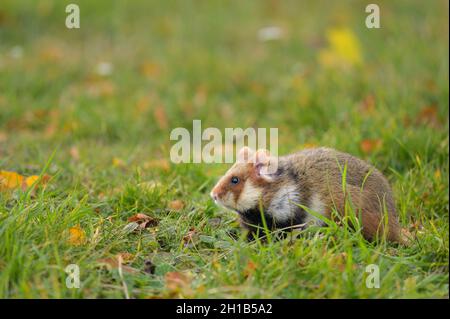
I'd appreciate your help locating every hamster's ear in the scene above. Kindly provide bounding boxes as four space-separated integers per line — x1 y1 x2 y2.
237 146 255 163
254 149 278 181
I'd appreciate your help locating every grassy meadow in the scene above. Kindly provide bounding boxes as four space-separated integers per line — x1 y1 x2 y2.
0 0 448 298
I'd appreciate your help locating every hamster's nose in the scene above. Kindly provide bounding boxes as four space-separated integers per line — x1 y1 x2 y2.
210 191 218 201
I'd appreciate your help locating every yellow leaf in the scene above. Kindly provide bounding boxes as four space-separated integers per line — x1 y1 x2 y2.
434 169 441 180
25 175 39 187
0 170 24 190
112 157 126 168
168 200 184 211
319 27 362 68
68 225 86 246
0 171 50 192
301 142 317 149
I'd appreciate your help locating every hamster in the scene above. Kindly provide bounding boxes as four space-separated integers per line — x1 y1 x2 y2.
210 146 404 243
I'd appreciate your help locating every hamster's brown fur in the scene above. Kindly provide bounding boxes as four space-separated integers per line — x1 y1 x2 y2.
210 147 405 243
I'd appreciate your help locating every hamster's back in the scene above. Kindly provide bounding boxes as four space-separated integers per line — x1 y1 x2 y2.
285 147 401 241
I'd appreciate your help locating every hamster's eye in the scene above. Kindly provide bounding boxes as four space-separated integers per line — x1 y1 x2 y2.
230 176 240 185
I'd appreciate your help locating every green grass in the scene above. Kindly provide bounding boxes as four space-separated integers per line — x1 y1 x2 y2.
0 0 448 298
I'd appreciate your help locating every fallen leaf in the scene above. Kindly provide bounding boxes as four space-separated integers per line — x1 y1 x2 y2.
182 227 197 246
97 255 138 274
168 200 184 211
0 170 24 190
165 271 191 294
0 171 49 192
243 260 257 278
301 142 318 149
360 139 382 154
401 228 414 245
118 252 135 263
25 175 40 188
68 225 86 246
127 213 158 229
434 169 441 180
112 157 126 168
154 105 168 130
416 105 440 127
143 159 170 171
69 146 80 161
318 27 362 69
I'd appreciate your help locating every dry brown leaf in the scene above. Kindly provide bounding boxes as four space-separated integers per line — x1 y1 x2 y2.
68 225 86 246
127 213 158 229
243 260 257 278
360 139 382 154
416 105 440 127
182 227 197 245
25 175 40 188
165 271 191 294
118 252 135 264
168 200 184 211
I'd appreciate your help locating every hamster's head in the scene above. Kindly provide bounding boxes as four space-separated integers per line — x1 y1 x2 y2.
210 147 278 213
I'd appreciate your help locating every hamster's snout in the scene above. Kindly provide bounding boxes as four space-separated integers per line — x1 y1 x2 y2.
210 191 218 201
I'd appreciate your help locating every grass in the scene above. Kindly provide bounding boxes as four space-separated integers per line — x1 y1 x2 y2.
0 0 448 298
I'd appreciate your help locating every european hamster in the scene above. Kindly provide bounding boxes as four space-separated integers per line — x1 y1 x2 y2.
210 146 404 243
